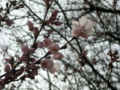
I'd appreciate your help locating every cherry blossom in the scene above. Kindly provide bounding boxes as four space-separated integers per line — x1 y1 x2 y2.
71 16 94 38
41 59 54 69
42 38 52 47
48 62 60 74
21 45 35 53
52 52 64 60
5 19 14 26
50 43 60 54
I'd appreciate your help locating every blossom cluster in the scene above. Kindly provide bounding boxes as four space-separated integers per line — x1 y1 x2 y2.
0 38 64 89
20 38 64 76
0 1 24 27
27 10 62 37
39 38 64 73
0 57 24 89
0 9 64 89
0 15 14 26
0 3 95 88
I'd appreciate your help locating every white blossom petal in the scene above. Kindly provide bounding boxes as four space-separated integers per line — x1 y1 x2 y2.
72 21 79 26
85 30 94 36
48 68 55 74
48 62 60 74
54 63 60 71
71 16 95 38
85 19 94 30
79 16 88 26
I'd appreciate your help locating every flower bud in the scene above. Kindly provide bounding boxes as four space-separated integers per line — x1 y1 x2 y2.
21 45 29 53
27 20 34 31
4 64 11 72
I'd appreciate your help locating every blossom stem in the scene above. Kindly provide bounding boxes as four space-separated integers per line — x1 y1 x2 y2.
60 37 76 49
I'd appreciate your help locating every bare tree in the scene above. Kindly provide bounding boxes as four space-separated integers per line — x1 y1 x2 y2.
0 0 120 90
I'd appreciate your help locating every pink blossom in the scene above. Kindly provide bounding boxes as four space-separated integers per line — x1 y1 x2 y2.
43 38 52 47
27 20 34 31
21 45 35 53
48 62 60 74
53 52 64 60
71 25 82 37
41 59 54 69
71 16 94 38
19 53 30 62
50 43 60 54
33 69 38 75
5 19 14 26
52 10 58 17
21 45 29 53
4 64 11 72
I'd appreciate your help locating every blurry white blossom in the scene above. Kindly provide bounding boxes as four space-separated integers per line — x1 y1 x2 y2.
71 16 94 38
